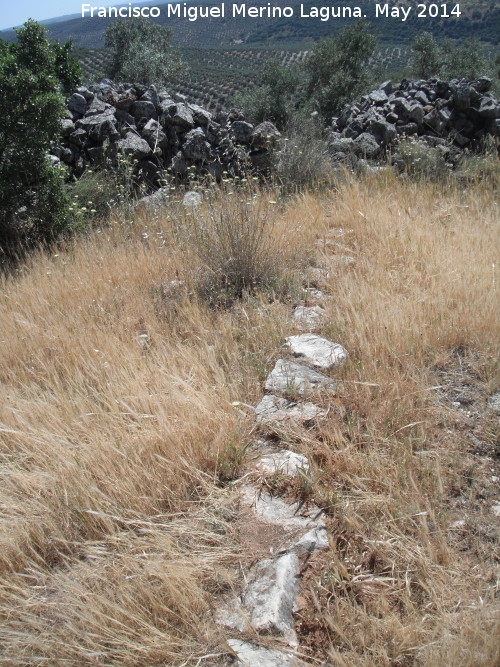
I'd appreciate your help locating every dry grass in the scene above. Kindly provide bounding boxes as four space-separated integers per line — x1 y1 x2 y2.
0 172 498 665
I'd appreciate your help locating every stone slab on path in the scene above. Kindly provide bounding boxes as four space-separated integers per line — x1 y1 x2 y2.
292 305 327 331
285 334 347 371
265 359 336 395
240 486 325 531
257 449 310 476
227 639 307 666
255 394 325 426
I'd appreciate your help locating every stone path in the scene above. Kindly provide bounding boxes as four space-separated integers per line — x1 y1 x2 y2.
217 286 347 665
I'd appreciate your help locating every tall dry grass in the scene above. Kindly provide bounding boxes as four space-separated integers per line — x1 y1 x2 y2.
0 172 498 665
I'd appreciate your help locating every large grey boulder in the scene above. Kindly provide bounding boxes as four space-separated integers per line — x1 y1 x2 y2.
161 103 194 129
252 121 281 148
284 334 347 371
188 103 213 126
67 92 87 115
231 120 254 144
117 132 152 160
478 98 499 119
60 118 75 137
76 113 119 143
130 100 157 122
182 128 211 161
352 132 381 158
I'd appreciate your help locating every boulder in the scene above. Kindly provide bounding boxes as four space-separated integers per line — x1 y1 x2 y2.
117 132 152 160
352 132 381 158
130 100 157 122
67 92 87 115
231 120 254 144
182 127 211 161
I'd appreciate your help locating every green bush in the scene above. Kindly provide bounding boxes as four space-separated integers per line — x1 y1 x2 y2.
234 59 303 130
411 32 442 79
105 18 185 85
305 21 377 122
0 21 80 255
270 119 334 194
393 140 447 181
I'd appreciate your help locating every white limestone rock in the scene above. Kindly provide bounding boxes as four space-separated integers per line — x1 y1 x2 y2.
285 525 329 554
264 359 336 395
292 305 327 330
285 334 347 371
257 449 310 476
487 392 500 413
182 190 202 207
227 639 306 666
243 553 299 640
302 287 327 303
255 394 325 426
241 486 324 531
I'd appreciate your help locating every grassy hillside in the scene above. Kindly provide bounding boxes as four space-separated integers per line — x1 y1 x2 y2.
0 172 499 665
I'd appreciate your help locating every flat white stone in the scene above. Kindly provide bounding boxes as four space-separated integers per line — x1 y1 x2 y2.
255 394 325 426
487 392 500 413
491 504 500 518
285 334 347 371
227 639 306 667
292 305 327 330
257 450 310 476
241 486 324 530
265 359 336 395
242 553 299 640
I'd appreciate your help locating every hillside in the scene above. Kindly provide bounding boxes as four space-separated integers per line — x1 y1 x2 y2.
1 172 499 665
2 1 498 48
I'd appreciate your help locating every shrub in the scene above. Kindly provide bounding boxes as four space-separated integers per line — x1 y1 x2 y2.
233 59 303 130
182 189 299 306
0 21 79 254
271 119 334 193
411 32 442 79
393 139 447 181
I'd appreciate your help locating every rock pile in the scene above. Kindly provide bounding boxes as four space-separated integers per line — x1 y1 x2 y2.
328 76 499 162
52 80 280 183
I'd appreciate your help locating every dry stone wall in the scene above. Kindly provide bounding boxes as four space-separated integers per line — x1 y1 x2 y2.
328 76 499 164
51 80 280 185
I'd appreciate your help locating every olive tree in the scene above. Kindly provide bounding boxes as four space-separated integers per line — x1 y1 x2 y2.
105 18 185 85
305 21 377 122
